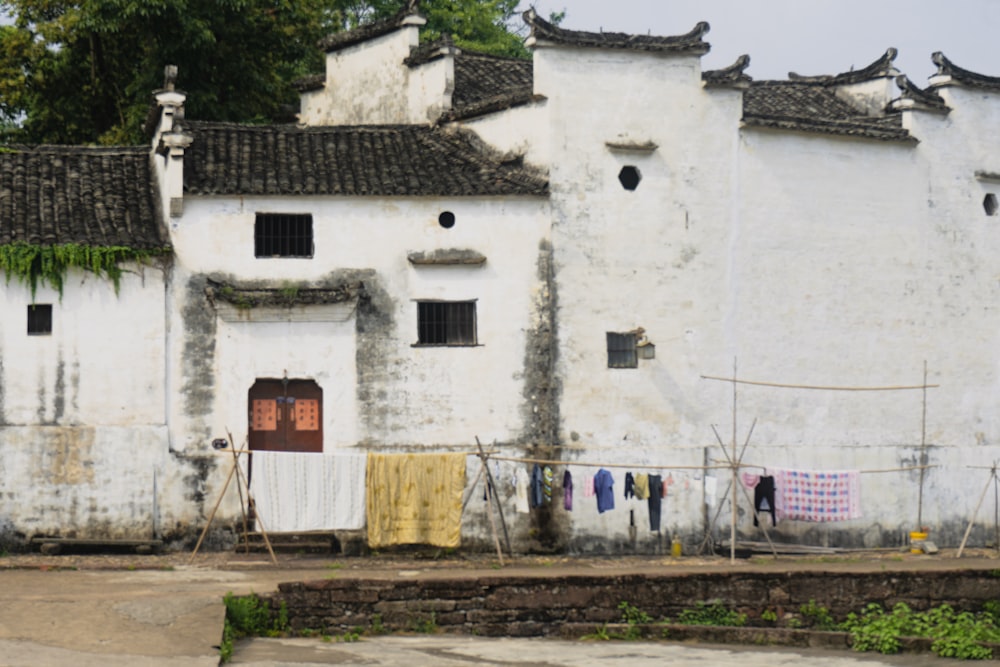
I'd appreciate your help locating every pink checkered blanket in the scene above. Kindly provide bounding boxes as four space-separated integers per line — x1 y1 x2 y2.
772 468 862 522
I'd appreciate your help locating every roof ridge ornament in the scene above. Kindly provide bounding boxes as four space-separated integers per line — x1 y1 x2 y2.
789 48 898 85
523 9 710 55
703 54 752 88
890 75 949 114
930 52 1000 92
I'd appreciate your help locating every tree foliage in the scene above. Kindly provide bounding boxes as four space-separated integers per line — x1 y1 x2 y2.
0 0 540 145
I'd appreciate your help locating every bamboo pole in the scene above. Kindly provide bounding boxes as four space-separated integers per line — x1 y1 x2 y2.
188 459 237 563
957 465 996 558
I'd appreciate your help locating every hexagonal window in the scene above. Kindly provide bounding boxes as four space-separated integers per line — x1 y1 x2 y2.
984 194 998 216
618 166 641 191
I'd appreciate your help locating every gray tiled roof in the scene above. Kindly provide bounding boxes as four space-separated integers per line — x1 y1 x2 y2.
179 121 548 197
932 52 1000 92
453 52 533 110
0 146 164 247
404 37 535 117
742 49 912 143
743 83 912 142
523 8 710 55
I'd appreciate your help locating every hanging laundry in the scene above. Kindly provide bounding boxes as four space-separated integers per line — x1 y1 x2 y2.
514 467 530 514
595 468 615 513
624 472 636 499
753 475 776 527
772 468 862 522
584 474 595 498
543 465 554 503
563 469 573 511
251 451 367 532
741 472 761 489
634 473 650 500
529 464 544 508
594 468 615 514
647 474 663 531
366 452 466 548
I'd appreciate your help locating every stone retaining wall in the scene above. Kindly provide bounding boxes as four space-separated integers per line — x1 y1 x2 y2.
263 568 1000 637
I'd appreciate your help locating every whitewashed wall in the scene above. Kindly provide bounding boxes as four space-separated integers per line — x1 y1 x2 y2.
167 195 550 462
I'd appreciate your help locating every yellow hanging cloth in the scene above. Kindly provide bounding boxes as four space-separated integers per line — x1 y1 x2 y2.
366 452 467 548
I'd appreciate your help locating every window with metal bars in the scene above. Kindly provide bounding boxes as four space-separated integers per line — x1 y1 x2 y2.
255 213 313 258
417 301 477 346
607 331 637 368
27 304 52 335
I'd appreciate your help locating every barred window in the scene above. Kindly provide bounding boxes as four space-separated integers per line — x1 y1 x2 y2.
28 304 52 335
607 331 637 368
255 213 313 258
417 301 477 346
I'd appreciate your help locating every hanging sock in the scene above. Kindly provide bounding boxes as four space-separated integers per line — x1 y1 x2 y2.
542 466 554 503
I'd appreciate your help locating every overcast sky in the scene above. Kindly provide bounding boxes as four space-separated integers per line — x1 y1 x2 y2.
515 0 999 84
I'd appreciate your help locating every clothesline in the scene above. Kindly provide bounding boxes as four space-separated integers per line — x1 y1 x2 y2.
487 455 730 471
715 460 938 475
700 374 940 391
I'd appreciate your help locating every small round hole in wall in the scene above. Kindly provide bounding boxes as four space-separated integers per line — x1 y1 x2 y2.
438 211 456 228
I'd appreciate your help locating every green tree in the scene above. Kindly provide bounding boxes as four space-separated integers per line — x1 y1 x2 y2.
0 0 554 145
333 0 528 57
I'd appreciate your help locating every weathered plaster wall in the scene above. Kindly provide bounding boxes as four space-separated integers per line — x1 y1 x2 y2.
299 25 421 125
0 269 171 543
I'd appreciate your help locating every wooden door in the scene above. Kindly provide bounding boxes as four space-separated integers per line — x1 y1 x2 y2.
248 379 323 452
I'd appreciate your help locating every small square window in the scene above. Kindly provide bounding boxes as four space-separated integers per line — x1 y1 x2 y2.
607 331 637 368
28 304 52 335
255 213 313 258
417 301 477 346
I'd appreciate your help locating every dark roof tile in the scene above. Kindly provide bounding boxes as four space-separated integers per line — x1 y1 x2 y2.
179 121 548 197
523 8 709 55
0 146 164 247
453 53 533 109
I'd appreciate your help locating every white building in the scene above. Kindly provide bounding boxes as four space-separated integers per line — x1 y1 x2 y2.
2 4 1000 553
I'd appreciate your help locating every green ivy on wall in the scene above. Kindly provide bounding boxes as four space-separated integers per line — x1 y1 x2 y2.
0 242 170 299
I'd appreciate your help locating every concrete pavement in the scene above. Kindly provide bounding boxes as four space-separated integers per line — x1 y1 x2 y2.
1 551 998 666
228 635 978 666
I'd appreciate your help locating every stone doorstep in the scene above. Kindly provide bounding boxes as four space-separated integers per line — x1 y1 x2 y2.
555 624 1000 658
